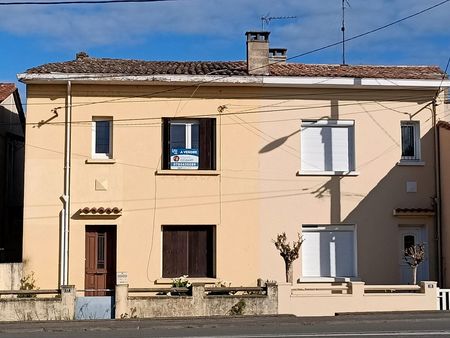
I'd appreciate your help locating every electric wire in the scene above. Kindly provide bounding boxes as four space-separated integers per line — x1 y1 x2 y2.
11 0 449 114
0 0 174 5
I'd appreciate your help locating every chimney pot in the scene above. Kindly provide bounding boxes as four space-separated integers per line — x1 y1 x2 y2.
76 52 89 60
269 48 287 64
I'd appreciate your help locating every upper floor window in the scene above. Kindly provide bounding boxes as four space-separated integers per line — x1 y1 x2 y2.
401 121 420 161
162 118 216 170
92 117 113 159
301 120 355 174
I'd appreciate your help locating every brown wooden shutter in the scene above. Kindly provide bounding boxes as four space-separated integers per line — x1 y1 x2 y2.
188 226 214 277
162 118 170 170
199 119 215 170
162 227 188 277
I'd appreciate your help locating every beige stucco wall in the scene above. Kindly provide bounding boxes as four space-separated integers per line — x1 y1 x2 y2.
439 122 450 288
22 83 444 290
278 281 438 316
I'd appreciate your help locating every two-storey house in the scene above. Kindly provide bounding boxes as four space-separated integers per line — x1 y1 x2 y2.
18 32 449 295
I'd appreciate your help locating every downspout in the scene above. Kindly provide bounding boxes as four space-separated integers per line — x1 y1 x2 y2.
60 81 72 286
433 98 443 286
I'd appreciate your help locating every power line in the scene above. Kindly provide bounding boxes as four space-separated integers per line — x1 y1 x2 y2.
0 0 173 5
285 0 450 62
13 0 448 112
1 90 439 128
17 97 433 128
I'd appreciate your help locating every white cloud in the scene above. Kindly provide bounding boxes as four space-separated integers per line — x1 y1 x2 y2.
0 0 448 66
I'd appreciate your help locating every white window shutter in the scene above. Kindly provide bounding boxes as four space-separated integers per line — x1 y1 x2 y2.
302 226 356 278
301 120 354 172
301 231 323 277
301 126 326 171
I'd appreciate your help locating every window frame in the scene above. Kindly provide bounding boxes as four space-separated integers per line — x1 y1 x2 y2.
92 117 113 159
299 119 356 176
400 121 421 162
162 118 216 170
301 224 358 281
161 225 216 278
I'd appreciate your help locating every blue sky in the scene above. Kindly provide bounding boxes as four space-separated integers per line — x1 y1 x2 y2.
1 0 449 95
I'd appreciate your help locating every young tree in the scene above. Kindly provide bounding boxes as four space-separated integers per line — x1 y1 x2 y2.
273 232 304 283
403 243 425 284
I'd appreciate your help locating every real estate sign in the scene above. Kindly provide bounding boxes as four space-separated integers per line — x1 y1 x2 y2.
170 148 199 169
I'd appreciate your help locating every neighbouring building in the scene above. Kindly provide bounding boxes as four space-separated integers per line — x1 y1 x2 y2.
17 32 450 295
0 83 25 265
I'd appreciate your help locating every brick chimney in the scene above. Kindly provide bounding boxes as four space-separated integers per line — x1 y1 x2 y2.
246 31 270 75
269 48 287 64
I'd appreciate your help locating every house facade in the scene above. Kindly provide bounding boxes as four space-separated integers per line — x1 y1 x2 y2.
18 32 449 293
0 83 25 265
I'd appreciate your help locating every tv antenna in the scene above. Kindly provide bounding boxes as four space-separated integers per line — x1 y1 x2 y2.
261 14 297 30
341 0 351 65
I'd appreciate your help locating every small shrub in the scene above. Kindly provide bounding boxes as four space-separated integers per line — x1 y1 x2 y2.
18 272 39 298
404 243 425 284
273 232 304 283
228 299 246 315
120 307 137 319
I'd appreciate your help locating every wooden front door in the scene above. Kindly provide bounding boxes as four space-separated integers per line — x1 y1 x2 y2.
85 225 116 296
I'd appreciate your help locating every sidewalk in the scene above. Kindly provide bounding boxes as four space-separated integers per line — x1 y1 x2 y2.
1 312 450 335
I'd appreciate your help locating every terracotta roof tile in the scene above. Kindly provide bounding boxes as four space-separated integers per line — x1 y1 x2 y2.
394 208 434 213
0 83 16 103
24 57 446 80
437 120 450 130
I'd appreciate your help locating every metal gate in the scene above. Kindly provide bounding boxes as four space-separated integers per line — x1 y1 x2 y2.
438 289 450 310
75 292 115 319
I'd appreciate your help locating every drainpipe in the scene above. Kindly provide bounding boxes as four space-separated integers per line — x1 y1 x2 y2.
60 81 72 286
433 98 443 286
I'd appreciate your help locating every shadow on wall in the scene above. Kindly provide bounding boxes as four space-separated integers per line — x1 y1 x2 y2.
336 129 435 284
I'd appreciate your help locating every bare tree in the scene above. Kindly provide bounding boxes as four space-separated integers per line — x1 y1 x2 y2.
403 243 425 284
273 232 304 283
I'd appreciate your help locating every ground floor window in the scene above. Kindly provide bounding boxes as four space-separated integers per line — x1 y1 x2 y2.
301 225 356 278
162 225 215 278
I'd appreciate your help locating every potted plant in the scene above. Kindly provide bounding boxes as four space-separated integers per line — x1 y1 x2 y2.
170 275 192 296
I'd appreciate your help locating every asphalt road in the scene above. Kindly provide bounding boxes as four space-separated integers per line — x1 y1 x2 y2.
1 312 450 337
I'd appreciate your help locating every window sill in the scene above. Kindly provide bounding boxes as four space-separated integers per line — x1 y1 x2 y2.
85 158 116 164
155 170 220 176
155 278 218 285
296 171 359 177
297 277 360 283
397 161 425 166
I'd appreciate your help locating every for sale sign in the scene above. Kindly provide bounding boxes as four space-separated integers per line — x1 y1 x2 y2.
170 148 199 169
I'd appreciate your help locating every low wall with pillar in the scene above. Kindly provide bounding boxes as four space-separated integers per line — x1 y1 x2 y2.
278 281 438 317
0 285 75 321
115 283 278 318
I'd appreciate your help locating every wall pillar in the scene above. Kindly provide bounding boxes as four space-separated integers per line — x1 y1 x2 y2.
191 283 205 316
265 282 278 314
349 282 365 296
115 284 129 319
277 283 292 314
60 285 76 320
420 281 439 310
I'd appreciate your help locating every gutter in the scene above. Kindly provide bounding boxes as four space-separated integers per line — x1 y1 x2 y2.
17 73 450 90
60 81 72 287
434 99 443 287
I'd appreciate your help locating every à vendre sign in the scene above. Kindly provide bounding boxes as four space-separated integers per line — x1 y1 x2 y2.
170 148 199 169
